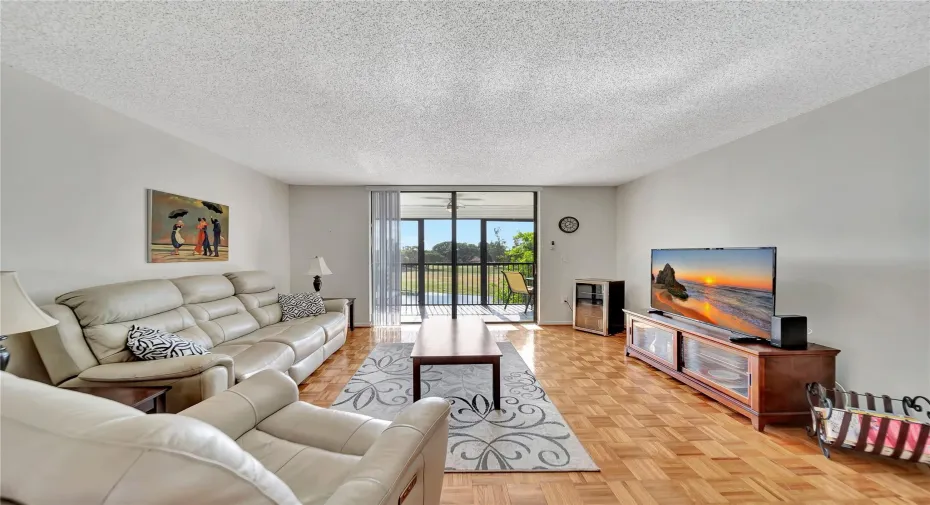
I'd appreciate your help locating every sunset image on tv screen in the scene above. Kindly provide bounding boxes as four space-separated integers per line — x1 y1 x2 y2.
651 248 775 339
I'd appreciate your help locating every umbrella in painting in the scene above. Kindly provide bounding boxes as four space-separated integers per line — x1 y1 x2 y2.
201 201 223 214
168 209 189 219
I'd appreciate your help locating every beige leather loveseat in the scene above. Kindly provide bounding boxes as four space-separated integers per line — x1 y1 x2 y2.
32 270 348 412
1 370 451 505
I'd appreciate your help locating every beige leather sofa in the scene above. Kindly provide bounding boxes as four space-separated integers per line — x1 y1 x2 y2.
1 370 451 505
32 271 349 412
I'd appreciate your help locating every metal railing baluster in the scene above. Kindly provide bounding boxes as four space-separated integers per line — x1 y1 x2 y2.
400 261 534 307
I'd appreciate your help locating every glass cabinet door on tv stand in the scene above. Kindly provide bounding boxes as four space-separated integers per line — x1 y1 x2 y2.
573 279 625 336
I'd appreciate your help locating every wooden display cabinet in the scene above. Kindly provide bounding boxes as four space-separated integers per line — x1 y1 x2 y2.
624 308 840 431
573 279 625 335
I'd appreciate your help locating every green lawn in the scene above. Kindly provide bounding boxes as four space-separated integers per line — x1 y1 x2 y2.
401 264 532 303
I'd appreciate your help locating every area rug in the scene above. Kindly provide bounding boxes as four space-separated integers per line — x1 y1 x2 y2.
330 342 598 472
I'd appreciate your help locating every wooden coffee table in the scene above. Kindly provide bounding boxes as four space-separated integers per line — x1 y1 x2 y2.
411 319 503 409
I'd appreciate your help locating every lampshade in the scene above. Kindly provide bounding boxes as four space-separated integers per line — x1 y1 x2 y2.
1 271 58 335
306 256 333 276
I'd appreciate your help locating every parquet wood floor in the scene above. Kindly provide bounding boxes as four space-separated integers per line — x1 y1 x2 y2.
298 324 930 504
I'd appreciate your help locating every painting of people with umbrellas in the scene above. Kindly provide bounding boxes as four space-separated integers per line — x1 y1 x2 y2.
148 189 228 262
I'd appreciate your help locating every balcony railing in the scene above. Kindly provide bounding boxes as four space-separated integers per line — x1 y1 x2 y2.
401 262 534 306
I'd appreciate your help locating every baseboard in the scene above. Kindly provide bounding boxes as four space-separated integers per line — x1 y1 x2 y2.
351 322 571 328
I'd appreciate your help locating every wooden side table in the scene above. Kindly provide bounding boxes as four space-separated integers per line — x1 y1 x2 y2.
323 297 356 330
66 386 170 414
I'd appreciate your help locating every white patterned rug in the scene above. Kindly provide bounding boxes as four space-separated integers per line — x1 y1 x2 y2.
330 342 599 472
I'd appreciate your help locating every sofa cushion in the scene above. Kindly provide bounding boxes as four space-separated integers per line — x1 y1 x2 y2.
190 307 260 346
171 275 236 304
56 279 183 328
225 271 276 294
295 313 346 343
232 323 325 363
238 429 361 505
265 446 361 505
235 290 281 327
239 401 394 505
212 342 295 383
236 428 308 472
238 289 278 309
226 271 285 328
184 296 245 321
207 343 250 359
126 325 210 360
174 275 263 346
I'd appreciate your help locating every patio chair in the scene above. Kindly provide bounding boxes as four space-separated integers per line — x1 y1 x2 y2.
502 270 534 313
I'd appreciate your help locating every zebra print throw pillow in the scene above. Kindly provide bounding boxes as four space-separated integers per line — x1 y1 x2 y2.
279 292 326 321
126 325 209 361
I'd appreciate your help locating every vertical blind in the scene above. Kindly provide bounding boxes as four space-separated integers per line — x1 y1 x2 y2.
370 190 402 326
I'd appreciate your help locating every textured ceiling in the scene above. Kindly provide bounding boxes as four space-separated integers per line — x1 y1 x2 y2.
2 2 927 186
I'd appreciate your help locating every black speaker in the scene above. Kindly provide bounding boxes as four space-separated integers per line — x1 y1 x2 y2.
771 315 807 349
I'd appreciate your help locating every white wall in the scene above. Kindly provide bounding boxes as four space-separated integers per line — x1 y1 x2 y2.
0 66 291 304
287 185 617 325
616 68 930 397
538 187 617 323
289 186 371 325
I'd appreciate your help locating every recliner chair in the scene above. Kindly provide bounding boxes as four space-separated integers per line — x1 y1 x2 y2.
0 370 451 505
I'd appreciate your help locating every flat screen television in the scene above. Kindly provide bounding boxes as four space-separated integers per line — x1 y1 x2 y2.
650 247 776 339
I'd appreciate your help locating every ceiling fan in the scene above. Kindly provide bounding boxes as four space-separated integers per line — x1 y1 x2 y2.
416 195 483 212
419 196 484 202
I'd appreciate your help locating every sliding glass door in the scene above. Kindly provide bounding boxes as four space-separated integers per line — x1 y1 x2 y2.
399 191 536 323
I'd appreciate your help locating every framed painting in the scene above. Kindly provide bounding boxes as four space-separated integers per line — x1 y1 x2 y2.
148 189 229 263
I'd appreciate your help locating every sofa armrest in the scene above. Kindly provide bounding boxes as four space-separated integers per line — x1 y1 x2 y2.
323 298 349 315
33 304 100 385
179 369 298 440
324 398 450 505
78 354 234 387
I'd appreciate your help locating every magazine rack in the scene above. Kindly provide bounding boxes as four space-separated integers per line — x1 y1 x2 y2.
806 383 930 462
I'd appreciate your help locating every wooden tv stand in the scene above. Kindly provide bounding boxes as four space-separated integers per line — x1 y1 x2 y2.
623 308 840 431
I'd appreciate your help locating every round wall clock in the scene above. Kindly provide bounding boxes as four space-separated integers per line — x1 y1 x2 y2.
559 216 579 233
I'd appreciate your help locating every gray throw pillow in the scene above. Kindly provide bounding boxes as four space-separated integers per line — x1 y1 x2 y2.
279 292 326 321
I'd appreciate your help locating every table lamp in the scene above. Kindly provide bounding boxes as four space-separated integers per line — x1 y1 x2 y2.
307 256 333 292
0 271 59 371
